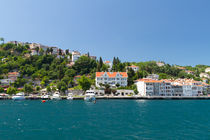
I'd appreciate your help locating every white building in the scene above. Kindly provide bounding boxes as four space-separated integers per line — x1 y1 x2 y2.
96 72 128 87
136 78 206 97
205 68 210 73
51 47 58 55
185 70 194 75
146 74 159 80
29 43 49 51
31 50 39 56
200 73 210 79
135 79 161 96
0 79 13 85
72 51 81 62
104 61 112 71
126 65 139 72
156 62 165 67
8 41 30 46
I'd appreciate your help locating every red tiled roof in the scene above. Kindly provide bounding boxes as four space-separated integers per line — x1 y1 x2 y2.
8 72 19 75
127 65 138 68
96 72 128 78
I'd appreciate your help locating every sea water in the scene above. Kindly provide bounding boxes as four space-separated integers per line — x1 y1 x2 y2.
0 100 209 140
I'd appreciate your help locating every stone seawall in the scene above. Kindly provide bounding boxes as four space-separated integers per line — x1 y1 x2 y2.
1 96 210 100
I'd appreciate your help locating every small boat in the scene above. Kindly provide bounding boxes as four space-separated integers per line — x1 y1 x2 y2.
0 93 9 99
41 94 50 99
67 93 74 100
84 90 96 102
12 92 25 100
51 92 61 100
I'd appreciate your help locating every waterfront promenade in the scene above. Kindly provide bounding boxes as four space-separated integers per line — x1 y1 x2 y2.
1 96 210 100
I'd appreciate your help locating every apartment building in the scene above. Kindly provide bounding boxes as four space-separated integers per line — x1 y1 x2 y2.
136 78 207 96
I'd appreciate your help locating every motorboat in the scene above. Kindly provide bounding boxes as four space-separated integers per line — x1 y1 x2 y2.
84 90 96 102
51 92 61 100
0 93 9 99
41 94 50 99
67 93 74 100
12 92 25 100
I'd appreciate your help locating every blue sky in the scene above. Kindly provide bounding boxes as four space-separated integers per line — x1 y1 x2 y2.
0 0 210 66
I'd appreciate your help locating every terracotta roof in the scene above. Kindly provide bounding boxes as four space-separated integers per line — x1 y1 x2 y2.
136 79 161 83
96 72 128 78
127 65 139 68
104 61 111 64
8 72 19 75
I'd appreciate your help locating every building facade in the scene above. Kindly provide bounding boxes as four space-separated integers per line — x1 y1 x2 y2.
136 78 207 97
72 51 81 62
95 72 128 87
126 65 139 72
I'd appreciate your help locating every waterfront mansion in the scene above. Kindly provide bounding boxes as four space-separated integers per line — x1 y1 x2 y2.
95 72 128 87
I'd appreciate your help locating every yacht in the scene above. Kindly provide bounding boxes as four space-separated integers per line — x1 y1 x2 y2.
67 93 74 100
51 92 61 100
84 90 96 102
41 94 50 99
12 92 25 100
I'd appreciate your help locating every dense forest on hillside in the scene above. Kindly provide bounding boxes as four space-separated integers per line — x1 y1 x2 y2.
0 42 209 94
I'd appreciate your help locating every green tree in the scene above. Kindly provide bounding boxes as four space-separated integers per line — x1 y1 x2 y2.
0 37 4 44
35 47 39 55
73 56 97 75
104 84 111 95
7 87 17 95
77 75 92 92
39 48 44 55
46 86 51 93
65 49 69 55
97 57 103 72
57 81 68 93
0 87 4 93
127 68 135 86
65 69 76 78
36 86 40 92
24 84 33 94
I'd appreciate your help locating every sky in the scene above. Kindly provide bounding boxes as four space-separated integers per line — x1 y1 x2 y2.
0 0 210 66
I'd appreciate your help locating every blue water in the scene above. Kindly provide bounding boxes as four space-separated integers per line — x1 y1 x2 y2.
0 100 209 140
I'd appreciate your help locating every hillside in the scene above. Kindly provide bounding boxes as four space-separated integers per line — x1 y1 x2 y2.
0 42 209 95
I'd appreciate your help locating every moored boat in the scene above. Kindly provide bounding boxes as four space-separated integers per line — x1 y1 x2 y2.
67 93 74 100
51 92 61 100
84 90 96 102
41 94 50 99
12 92 25 100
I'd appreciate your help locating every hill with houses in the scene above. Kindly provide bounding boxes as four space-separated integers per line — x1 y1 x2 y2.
0 39 209 96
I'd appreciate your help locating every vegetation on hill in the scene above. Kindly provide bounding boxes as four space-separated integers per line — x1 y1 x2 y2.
0 41 209 94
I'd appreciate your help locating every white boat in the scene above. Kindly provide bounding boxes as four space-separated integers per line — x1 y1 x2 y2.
84 90 96 102
0 93 9 99
12 92 25 100
51 92 61 100
41 94 50 99
67 93 74 100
